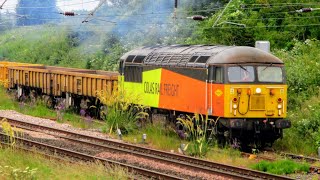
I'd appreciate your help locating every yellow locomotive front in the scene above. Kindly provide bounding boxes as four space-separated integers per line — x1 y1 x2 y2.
225 64 287 119
215 63 291 149
205 46 291 149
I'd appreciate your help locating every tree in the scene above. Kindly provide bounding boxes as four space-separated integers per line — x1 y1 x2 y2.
186 0 320 49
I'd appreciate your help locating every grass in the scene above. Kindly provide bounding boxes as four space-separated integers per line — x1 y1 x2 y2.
205 148 255 167
123 121 186 152
251 160 310 175
0 148 131 180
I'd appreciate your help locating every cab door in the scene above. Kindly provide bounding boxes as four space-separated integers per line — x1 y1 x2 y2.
207 66 214 115
207 66 225 116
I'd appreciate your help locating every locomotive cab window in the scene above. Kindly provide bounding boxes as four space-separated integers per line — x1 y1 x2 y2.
208 66 223 83
257 66 283 83
124 65 143 83
228 65 255 83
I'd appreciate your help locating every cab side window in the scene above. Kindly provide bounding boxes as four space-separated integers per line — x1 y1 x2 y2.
208 66 223 83
124 65 143 83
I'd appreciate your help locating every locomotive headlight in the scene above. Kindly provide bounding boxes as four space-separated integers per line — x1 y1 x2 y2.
277 104 282 109
233 104 238 109
256 88 262 94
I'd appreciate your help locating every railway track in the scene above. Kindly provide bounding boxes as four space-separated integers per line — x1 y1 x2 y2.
3 116 293 180
280 152 320 163
242 151 320 163
0 132 181 180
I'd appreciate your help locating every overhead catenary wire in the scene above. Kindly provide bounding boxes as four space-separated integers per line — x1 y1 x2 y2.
6 22 320 31
4 10 320 30
7 11 320 23
0 0 8 9
2 1 320 17
3 14 320 30
212 0 233 27
242 2 320 6
2 1 320 31
82 0 106 23
3 0 100 9
224 15 320 22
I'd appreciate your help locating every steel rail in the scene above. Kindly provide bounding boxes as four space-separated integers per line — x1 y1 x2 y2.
4 117 293 180
0 132 182 180
280 152 320 163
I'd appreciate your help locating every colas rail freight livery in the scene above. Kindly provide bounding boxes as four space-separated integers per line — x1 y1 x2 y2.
0 43 291 149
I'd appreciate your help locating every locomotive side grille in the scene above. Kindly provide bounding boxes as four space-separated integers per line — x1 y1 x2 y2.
250 95 265 110
155 54 166 63
178 54 191 65
168 55 182 64
144 53 194 66
163 55 172 63
146 54 158 63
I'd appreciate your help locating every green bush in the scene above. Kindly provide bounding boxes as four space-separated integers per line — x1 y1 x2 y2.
97 90 149 135
271 40 320 154
275 39 320 109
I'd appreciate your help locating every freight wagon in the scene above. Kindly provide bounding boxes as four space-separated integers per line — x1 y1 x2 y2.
7 64 118 115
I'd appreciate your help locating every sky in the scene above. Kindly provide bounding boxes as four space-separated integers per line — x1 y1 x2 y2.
0 0 101 12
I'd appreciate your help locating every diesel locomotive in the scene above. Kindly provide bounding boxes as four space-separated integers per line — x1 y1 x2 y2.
120 45 291 148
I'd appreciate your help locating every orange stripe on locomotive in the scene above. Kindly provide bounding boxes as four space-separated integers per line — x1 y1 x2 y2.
158 68 207 114
157 68 225 116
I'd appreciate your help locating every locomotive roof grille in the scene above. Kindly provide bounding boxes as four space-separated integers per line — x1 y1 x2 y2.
121 45 283 67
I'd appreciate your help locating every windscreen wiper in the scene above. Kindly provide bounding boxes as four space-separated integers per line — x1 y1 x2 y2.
237 64 248 72
262 63 273 71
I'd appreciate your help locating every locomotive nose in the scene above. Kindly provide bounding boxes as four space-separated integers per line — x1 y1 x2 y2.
229 86 286 118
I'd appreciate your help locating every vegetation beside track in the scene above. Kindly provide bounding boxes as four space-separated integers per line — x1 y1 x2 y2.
0 148 130 180
252 160 310 175
272 40 320 155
